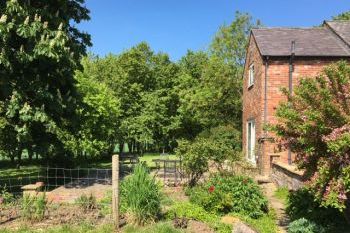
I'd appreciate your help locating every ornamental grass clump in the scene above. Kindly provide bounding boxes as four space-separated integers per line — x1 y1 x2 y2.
120 163 161 225
21 193 47 221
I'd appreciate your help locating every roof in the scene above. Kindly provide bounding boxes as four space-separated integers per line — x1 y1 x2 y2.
325 21 350 47
251 21 350 57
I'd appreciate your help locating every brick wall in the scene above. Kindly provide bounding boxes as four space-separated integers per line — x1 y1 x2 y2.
242 36 349 175
264 58 343 167
242 36 265 168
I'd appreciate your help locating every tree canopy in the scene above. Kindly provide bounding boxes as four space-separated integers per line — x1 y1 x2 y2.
0 9 255 166
0 0 91 163
333 11 350 20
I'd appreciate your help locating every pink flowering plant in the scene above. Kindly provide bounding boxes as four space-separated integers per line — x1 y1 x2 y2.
271 61 350 216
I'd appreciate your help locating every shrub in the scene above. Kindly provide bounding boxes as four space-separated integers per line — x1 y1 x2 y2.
288 218 325 233
21 193 47 221
286 188 348 230
166 202 231 233
271 61 350 211
120 163 161 225
123 222 183 233
187 174 268 218
75 193 97 211
176 139 210 187
176 125 241 186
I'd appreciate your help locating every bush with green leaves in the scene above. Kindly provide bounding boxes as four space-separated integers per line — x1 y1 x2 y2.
120 163 161 225
187 174 268 218
176 125 241 186
21 194 47 221
286 188 348 230
271 61 350 213
288 218 325 233
166 201 231 233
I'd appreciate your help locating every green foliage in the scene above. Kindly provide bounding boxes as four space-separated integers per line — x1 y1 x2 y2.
271 61 350 211
176 139 210 186
98 190 112 216
123 222 184 233
177 12 259 139
286 188 348 229
166 202 232 233
232 213 278 233
0 0 90 163
75 60 122 156
288 218 325 233
176 125 241 186
210 11 260 66
332 11 350 20
0 185 15 204
79 43 180 155
187 175 268 218
1 222 114 233
274 186 289 205
21 194 47 221
120 163 161 225
75 194 97 211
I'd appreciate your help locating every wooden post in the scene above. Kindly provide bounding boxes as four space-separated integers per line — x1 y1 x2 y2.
112 154 119 230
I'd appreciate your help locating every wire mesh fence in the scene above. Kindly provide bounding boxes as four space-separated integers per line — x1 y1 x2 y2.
0 167 112 196
0 166 115 227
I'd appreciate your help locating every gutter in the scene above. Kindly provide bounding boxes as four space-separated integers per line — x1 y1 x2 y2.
288 41 295 165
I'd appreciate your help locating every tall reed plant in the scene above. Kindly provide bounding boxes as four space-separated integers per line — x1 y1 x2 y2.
120 163 161 225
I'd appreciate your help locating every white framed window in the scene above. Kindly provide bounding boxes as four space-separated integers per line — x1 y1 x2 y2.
247 119 256 164
248 64 254 88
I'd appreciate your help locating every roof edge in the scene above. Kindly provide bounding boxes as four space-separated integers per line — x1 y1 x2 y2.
324 20 350 48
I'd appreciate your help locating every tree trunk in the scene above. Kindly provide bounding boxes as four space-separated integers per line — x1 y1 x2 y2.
28 147 33 162
16 147 22 166
9 152 15 164
119 142 124 154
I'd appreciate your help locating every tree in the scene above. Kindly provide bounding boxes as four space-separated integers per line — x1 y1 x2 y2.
78 43 181 154
75 57 122 157
176 125 241 186
210 11 260 66
0 0 91 163
333 11 350 20
271 62 350 219
177 12 258 135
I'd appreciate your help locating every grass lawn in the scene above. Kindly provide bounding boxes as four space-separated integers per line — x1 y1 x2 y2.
90 153 177 169
273 186 289 205
139 153 177 169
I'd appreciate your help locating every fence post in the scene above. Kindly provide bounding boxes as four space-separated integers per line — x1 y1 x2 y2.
112 154 119 230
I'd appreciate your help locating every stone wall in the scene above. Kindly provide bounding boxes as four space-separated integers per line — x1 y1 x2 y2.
271 162 305 190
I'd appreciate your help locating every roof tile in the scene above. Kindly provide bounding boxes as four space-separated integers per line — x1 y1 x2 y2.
252 24 350 57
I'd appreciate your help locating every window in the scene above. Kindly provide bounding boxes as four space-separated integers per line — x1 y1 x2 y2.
248 64 254 88
247 119 256 163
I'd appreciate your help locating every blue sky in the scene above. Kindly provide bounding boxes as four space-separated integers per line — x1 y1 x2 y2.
77 1 349 61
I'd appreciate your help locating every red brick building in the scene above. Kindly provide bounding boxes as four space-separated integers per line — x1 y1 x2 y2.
242 21 350 186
